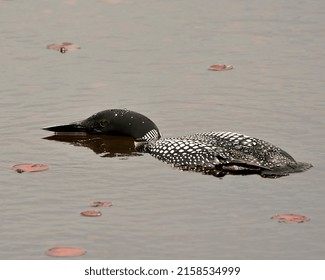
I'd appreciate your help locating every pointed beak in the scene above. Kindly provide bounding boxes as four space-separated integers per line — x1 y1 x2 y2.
43 123 87 133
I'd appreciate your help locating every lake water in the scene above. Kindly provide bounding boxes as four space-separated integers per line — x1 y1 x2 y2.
1 0 324 259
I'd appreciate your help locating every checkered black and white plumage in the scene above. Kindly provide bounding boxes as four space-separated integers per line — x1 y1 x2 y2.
145 131 311 176
141 129 161 142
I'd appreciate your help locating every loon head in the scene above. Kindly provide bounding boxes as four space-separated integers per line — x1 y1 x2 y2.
43 109 161 142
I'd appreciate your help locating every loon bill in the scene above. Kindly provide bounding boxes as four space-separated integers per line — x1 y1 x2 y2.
43 109 312 178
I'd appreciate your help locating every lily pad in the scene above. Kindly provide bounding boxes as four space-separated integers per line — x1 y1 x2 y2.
47 42 81 53
12 163 49 173
208 64 233 71
46 247 87 257
90 201 113 207
80 210 102 217
271 214 310 223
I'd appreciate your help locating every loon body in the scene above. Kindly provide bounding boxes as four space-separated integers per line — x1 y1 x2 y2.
43 109 312 177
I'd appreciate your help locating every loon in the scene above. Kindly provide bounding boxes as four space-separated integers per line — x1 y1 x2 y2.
43 109 312 177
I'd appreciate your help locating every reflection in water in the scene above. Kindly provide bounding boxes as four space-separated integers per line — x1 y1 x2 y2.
43 134 143 158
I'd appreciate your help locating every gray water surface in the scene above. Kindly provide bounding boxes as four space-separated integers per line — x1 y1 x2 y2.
1 0 324 259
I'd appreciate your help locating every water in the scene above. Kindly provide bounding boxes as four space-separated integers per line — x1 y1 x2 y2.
1 0 324 259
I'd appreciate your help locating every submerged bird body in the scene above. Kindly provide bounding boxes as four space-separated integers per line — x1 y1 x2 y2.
44 109 312 177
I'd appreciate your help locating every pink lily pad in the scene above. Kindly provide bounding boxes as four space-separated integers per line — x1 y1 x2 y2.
12 163 49 173
271 214 310 224
90 201 113 207
80 210 102 217
46 42 81 53
208 64 234 71
46 247 87 257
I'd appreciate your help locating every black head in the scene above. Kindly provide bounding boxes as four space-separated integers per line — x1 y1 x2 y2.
43 109 161 141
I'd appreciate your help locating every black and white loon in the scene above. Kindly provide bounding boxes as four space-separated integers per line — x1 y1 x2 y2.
43 109 312 177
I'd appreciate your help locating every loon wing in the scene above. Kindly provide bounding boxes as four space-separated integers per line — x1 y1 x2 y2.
184 131 298 169
147 138 270 174
146 132 311 177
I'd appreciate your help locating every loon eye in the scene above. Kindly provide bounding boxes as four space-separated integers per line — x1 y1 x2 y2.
99 119 109 128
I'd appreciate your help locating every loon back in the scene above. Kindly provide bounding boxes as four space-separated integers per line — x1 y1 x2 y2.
43 108 312 177
146 131 312 177
185 131 297 169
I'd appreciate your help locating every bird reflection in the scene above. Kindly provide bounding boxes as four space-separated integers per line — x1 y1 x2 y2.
43 134 143 158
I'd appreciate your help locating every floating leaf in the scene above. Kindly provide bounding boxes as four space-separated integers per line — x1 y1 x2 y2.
46 247 87 257
46 42 81 53
208 64 233 71
90 201 113 207
12 163 49 173
80 210 102 217
271 214 310 224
